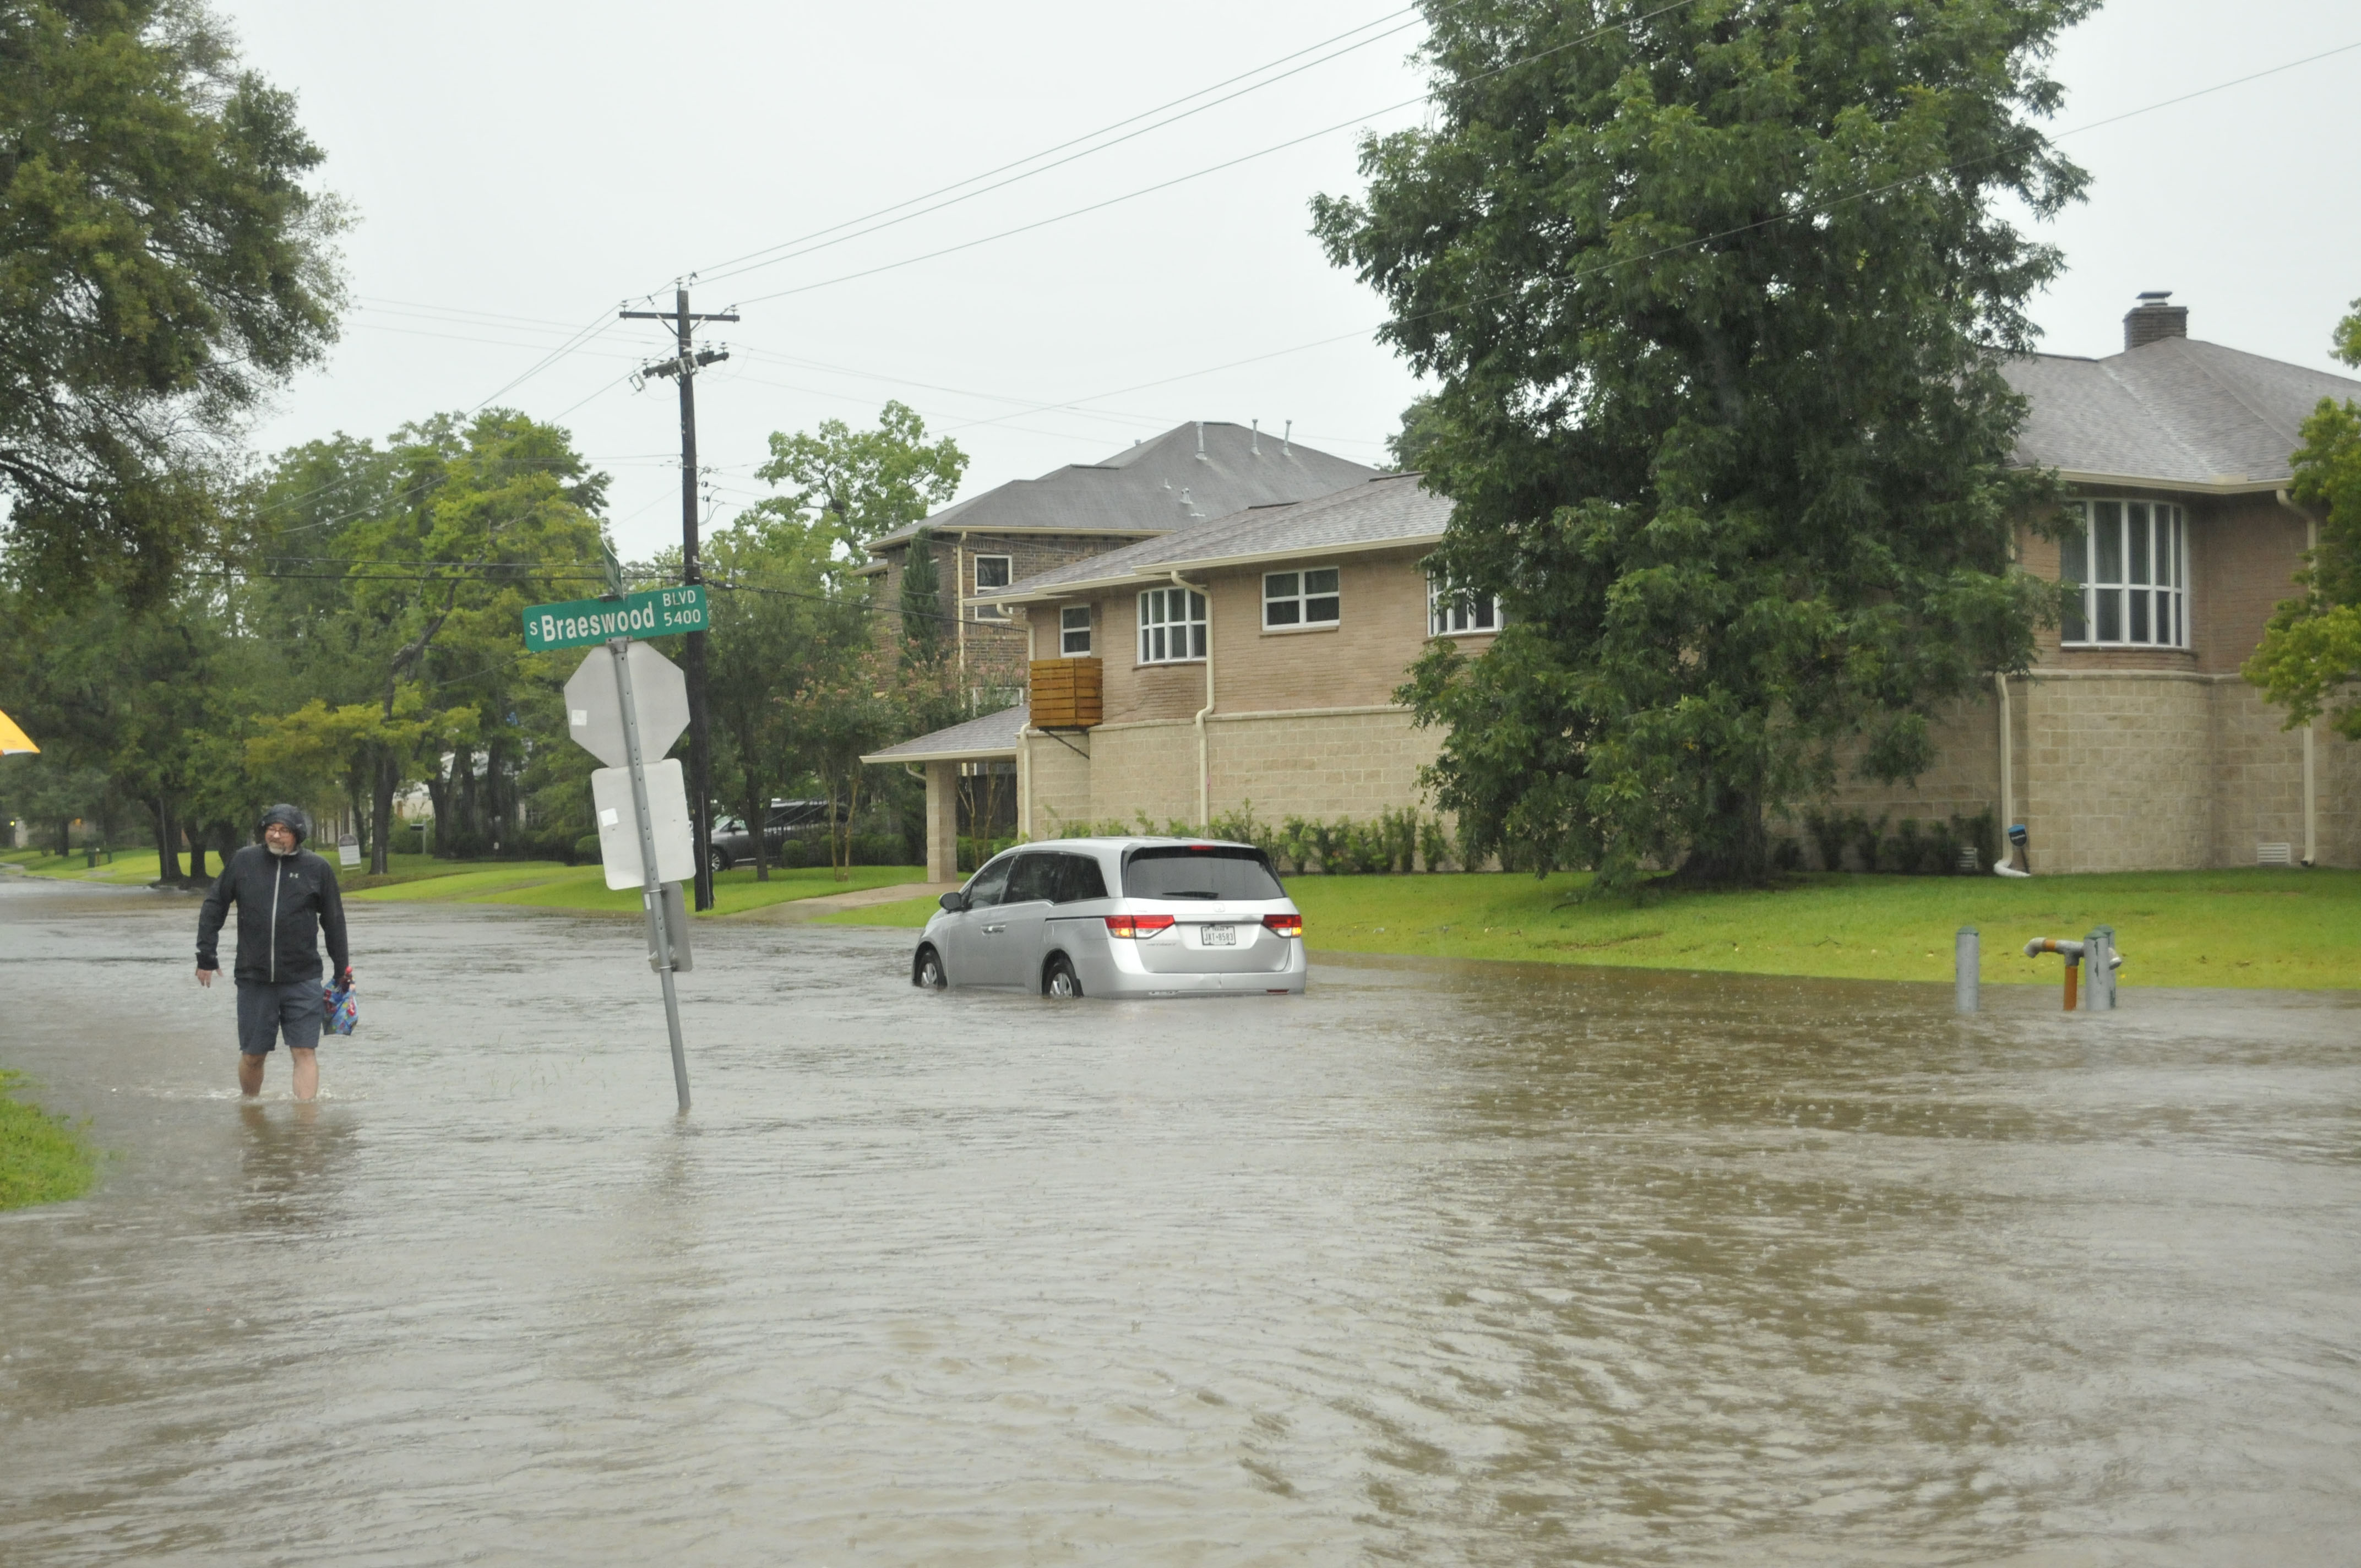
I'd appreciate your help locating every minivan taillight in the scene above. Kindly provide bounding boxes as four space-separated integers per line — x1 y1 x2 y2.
1262 913 1303 938
1105 913 1176 939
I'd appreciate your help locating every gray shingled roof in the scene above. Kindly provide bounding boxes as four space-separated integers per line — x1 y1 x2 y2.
861 703 1027 763
991 473 1454 601
2003 337 2361 488
865 421 1378 551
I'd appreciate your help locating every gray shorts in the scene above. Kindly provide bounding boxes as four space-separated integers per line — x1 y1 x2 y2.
236 978 325 1056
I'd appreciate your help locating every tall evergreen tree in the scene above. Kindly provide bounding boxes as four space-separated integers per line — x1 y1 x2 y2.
897 527 945 666
1314 0 2090 888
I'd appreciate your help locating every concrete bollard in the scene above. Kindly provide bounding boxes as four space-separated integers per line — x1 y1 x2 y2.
1956 926 1979 1014
2086 926 2117 1010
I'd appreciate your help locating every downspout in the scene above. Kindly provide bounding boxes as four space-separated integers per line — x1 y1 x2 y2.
1994 671 2015 851
1171 570 1212 828
2276 488 2318 866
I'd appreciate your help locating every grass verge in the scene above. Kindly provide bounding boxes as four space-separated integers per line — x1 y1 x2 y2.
820 867 2361 990
0 847 927 916
1 848 527 891
0 1070 97 1209
352 860 927 917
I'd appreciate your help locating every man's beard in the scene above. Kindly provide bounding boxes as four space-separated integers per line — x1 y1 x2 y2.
266 839 296 857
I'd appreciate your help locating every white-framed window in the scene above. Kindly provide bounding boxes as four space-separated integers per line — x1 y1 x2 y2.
972 554 1012 620
1059 604 1092 656
1428 578 1503 636
2060 499 2188 647
1137 586 1206 663
1263 567 1340 630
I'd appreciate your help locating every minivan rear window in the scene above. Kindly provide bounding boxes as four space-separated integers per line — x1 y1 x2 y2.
1122 845 1285 901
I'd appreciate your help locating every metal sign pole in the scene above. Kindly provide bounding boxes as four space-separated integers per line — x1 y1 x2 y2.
611 636 691 1112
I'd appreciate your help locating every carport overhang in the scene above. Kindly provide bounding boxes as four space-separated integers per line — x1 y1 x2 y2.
862 705 1029 883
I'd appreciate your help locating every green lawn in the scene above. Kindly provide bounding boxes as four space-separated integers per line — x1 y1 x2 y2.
1 846 925 917
823 867 2361 990
0 1070 96 1210
1 847 518 890
352 859 927 917
2 846 189 886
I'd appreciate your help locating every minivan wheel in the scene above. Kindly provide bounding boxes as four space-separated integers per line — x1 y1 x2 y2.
914 945 946 989
1043 954 1082 999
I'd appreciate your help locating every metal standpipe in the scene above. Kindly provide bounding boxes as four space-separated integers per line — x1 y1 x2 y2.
2085 926 2117 1011
610 637 692 1113
1955 927 1979 1014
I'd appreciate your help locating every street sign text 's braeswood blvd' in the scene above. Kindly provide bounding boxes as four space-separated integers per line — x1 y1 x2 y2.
527 581 703 1112
523 585 708 652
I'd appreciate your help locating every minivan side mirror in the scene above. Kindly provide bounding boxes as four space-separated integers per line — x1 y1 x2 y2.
938 890 971 913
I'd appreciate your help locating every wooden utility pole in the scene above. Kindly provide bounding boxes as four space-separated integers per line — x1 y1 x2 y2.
622 286 737 910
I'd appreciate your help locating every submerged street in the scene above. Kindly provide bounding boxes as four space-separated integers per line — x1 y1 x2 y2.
3 876 2358 1564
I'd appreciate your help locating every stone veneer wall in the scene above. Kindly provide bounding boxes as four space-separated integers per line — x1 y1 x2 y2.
1014 670 2353 872
1806 689 2008 858
1814 671 2353 872
1019 706 1438 837
2020 672 2212 872
1205 707 1438 823
1022 731 1095 838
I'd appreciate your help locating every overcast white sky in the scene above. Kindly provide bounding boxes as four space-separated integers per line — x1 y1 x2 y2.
220 1 2361 562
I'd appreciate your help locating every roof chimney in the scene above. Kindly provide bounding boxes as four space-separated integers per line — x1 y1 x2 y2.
2124 291 2188 351
1195 421 1208 462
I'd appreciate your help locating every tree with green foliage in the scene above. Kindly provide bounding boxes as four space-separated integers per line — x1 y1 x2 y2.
0 0 346 602
1314 0 2087 889
753 400 966 542
241 410 608 870
2244 298 2361 741
752 401 964 671
1387 393 1449 473
701 505 867 880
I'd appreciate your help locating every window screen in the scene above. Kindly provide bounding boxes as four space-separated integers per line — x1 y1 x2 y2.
1264 568 1341 629
2060 499 2186 648
1138 587 1207 663
1060 605 1092 655
1122 845 1286 901
1428 578 1503 635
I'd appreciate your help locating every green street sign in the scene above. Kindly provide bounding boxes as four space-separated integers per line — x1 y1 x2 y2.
523 585 708 651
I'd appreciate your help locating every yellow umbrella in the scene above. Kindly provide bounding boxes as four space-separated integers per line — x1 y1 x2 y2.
0 707 39 755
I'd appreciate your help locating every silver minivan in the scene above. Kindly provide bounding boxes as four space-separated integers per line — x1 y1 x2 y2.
911 837 1306 998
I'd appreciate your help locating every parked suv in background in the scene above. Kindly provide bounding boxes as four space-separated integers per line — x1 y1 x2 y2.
912 837 1305 998
708 799 831 873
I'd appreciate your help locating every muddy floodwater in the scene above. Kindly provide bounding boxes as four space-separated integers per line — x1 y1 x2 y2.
3 879 2359 1565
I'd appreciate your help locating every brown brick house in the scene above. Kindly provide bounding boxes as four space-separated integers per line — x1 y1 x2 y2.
868 297 2357 881
1831 296 2358 872
855 420 1375 701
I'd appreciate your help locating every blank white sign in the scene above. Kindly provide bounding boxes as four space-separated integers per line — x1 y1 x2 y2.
590 759 695 890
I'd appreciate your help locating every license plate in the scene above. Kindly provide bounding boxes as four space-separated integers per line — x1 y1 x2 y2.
1200 923 1236 946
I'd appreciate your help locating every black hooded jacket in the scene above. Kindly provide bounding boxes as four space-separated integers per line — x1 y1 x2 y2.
196 844 350 985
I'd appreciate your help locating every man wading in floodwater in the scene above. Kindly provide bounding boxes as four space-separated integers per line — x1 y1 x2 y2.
195 805 353 1102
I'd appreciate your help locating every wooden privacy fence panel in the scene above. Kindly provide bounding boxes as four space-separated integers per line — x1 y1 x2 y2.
1030 657 1103 729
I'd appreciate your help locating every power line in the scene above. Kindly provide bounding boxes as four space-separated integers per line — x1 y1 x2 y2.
693 10 1429 290
931 31 2361 437
728 0 1708 308
684 5 1424 287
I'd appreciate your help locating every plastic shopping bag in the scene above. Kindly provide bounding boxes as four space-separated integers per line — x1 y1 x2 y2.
322 978 358 1036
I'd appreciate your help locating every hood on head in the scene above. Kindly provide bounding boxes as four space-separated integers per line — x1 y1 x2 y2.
258 804 309 845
